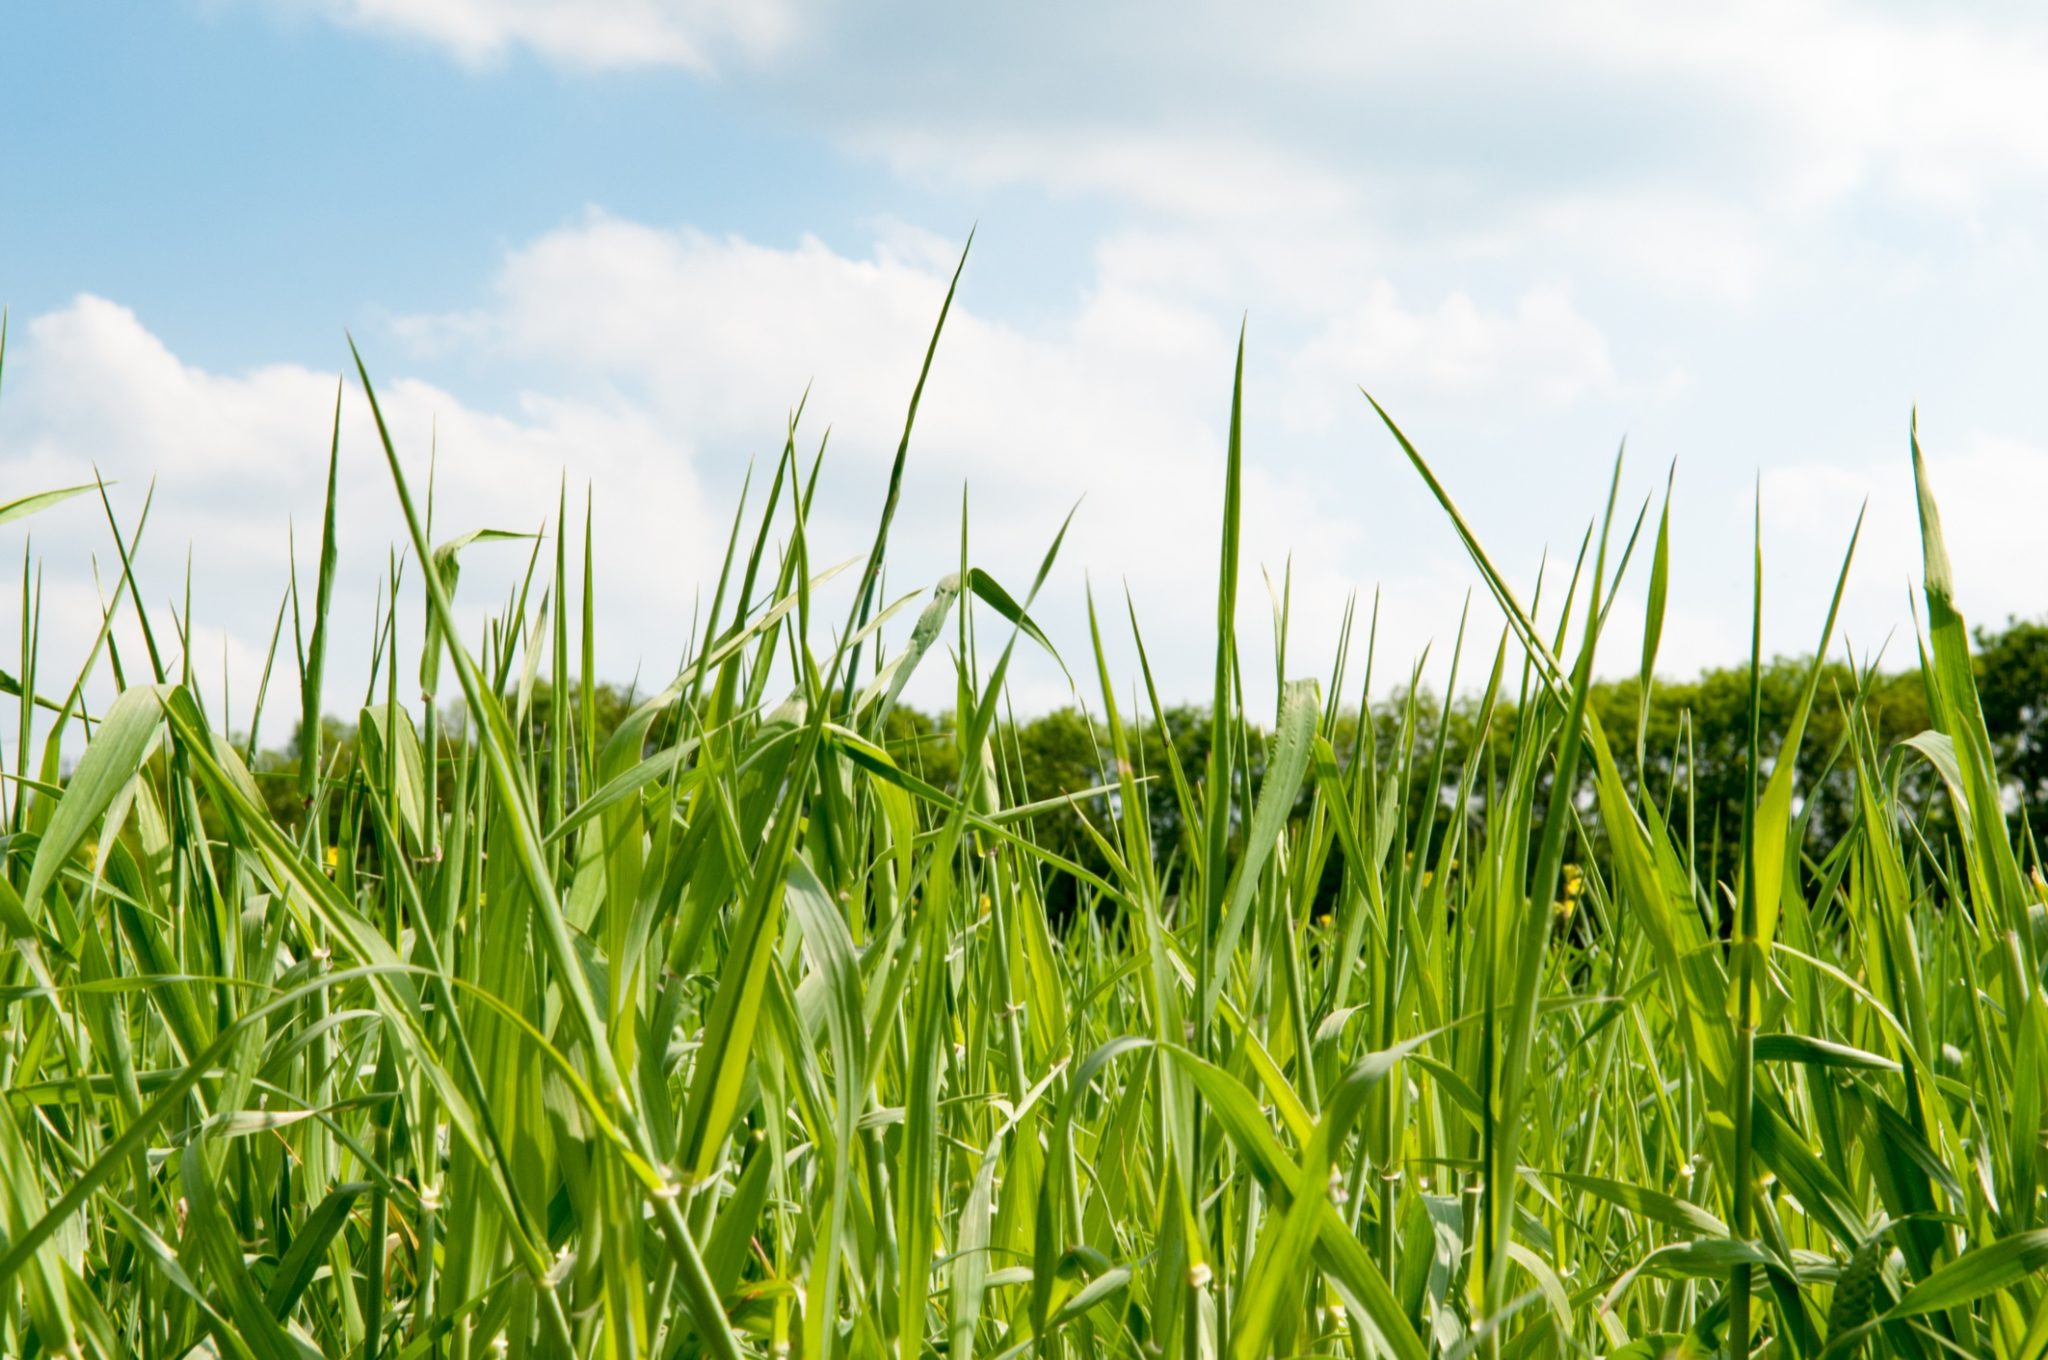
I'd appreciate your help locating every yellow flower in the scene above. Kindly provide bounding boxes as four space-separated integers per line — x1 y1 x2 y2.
325 845 340 871
1562 863 1584 900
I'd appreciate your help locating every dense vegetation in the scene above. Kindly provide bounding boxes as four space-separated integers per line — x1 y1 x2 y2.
259 619 2048 932
2 285 2046 1360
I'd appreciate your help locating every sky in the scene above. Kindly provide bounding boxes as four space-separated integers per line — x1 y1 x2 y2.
4 1 2048 732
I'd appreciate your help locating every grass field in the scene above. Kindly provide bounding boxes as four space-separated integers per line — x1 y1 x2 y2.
2 275 2045 1360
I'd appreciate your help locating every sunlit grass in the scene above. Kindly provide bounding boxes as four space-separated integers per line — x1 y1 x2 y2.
1 282 2044 1360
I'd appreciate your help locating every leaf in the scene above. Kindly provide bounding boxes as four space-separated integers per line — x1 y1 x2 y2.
419 526 536 693
786 855 866 1357
1160 1044 1430 1360
22 683 169 923
264 1182 369 1319
1231 1037 1429 1360
358 701 428 849
0 1099 76 1354
1636 462 1674 760
1749 503 1862 963
964 567 1068 682
1890 1229 2048 1318
1547 1170 1730 1238
0 482 99 531
1204 676 1318 1023
1752 1033 1900 1073
1910 418 2030 933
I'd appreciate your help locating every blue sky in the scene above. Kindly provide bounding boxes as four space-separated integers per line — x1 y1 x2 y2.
5 1 2047 721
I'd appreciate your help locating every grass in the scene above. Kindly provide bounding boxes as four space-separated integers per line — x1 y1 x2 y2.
1 283 2046 1360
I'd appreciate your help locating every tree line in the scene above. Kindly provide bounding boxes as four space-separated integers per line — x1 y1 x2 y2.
253 615 2048 922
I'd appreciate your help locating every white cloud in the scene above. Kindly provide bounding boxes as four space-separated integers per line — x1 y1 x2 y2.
270 0 797 71
853 127 1364 227
1762 430 2048 653
1294 281 1616 410
796 2 2048 311
265 0 2048 229
1539 2 2048 215
17 213 2011 735
247 0 2048 323
396 214 1653 702
0 209 1643 739
2 294 718 732
1506 193 1771 305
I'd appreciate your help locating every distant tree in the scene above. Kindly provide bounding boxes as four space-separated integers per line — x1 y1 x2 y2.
221 617 2044 919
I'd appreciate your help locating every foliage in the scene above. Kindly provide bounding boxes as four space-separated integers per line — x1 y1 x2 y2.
2 294 2047 1360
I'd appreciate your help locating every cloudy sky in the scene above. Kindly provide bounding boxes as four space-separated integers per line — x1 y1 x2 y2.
4 2 2047 728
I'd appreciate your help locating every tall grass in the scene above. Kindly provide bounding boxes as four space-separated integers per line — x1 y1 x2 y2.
1 285 2045 1360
